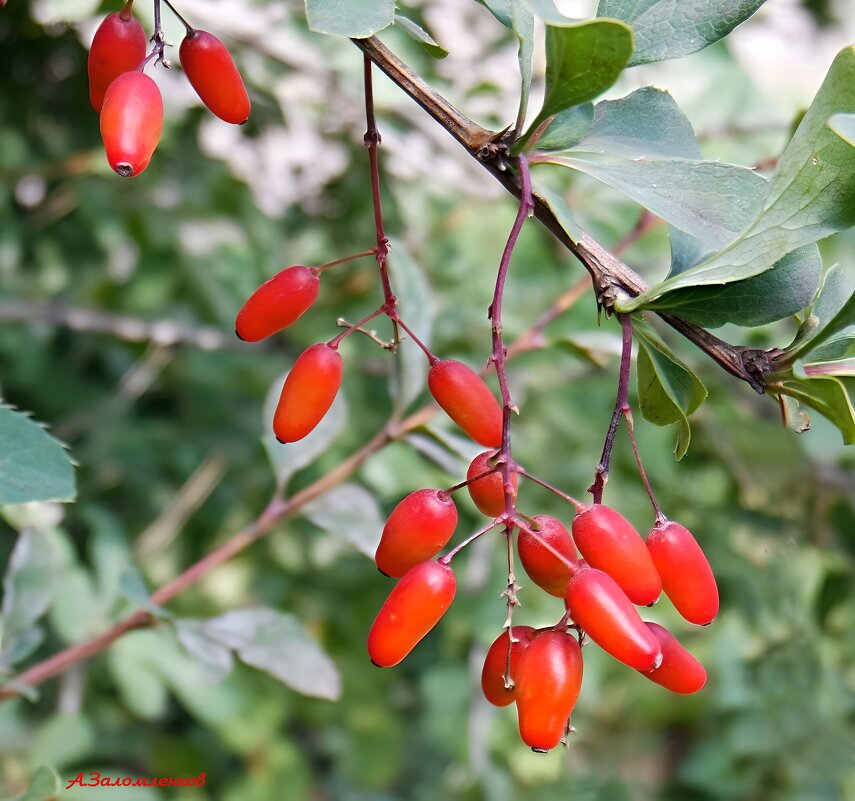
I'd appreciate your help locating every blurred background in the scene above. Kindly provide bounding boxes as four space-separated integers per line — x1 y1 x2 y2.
1 0 854 799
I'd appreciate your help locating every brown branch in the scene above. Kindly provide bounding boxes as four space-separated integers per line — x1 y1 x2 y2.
352 35 772 394
0 285 587 702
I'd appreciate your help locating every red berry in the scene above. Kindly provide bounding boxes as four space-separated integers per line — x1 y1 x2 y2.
571 505 661 606
480 625 536 707
179 30 250 124
518 515 578 597
565 568 662 671
466 451 518 517
515 630 583 752
640 623 707 694
646 521 719 626
235 266 320 342
375 489 459 578
367 561 456 667
100 71 163 178
272 343 342 443
427 360 503 447
88 2 147 112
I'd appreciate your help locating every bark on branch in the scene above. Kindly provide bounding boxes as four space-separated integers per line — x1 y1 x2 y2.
353 35 771 394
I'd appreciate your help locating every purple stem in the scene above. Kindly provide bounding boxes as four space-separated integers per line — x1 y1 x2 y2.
589 314 633 504
363 57 397 326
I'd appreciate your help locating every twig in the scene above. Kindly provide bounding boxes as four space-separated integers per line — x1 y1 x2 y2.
0 288 583 702
589 314 633 504
363 56 399 346
352 36 774 394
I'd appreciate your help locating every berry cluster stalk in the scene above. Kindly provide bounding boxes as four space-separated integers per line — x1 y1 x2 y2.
487 155 534 684
588 314 663 519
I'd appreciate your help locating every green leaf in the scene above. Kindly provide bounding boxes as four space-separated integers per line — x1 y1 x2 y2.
0 531 58 671
555 157 764 249
107 631 170 719
623 47 855 313
201 608 341 700
563 86 702 160
387 239 434 412
174 618 235 684
597 0 767 66
536 103 594 151
644 246 823 328
523 20 633 143
634 320 707 459
0 406 75 505
393 14 448 59
532 183 582 243
118 568 172 620
48 566 101 644
477 0 535 135
305 0 395 38
784 263 855 362
262 372 347 491
303 483 382 558
18 766 60 801
781 372 855 444
32 714 94 770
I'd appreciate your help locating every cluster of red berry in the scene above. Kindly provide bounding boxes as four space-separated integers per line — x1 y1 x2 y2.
234 256 719 753
367 404 717 750
88 0 250 178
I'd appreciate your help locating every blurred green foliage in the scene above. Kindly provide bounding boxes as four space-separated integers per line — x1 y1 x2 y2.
1 1 854 800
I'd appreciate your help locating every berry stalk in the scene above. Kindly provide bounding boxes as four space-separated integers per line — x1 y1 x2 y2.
590 313 634 504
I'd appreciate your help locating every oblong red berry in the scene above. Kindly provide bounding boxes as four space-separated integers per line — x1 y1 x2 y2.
427 360 503 447
640 623 707 694
88 2 147 112
480 625 536 707
235 266 320 342
466 451 518 517
565 568 661 671
100 71 163 178
571 505 661 606
273 343 342 443
179 30 250 124
375 489 459 578
515 630 583 752
518 515 578 597
646 521 718 626
367 561 456 667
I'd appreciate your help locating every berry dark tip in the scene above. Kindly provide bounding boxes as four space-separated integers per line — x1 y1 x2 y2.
531 747 549 754
274 435 286 445
377 567 390 577
115 163 134 178
647 597 660 608
234 328 246 342
701 620 713 627
370 659 382 668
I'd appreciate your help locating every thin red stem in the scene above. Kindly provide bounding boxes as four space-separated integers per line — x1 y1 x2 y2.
515 522 581 574
438 521 501 564
392 315 438 363
327 307 386 349
440 464 505 497
314 248 378 274
624 407 664 522
363 57 397 322
160 0 193 32
516 468 586 513
491 155 533 520
589 314 633 504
